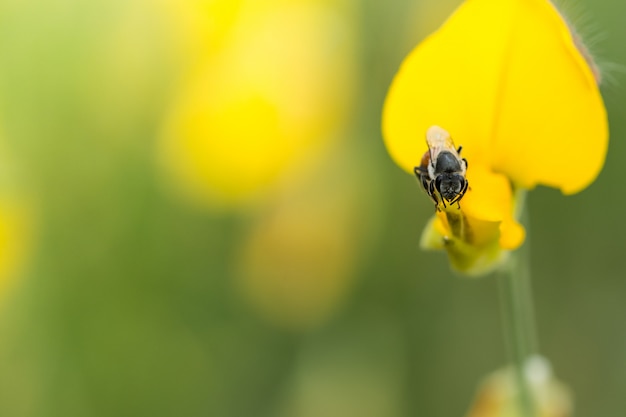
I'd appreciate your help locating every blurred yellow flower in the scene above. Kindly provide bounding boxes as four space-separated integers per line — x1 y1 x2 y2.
0 138 32 302
235 147 369 329
160 0 356 207
382 0 607 275
465 357 572 417
154 0 369 328
0 201 31 300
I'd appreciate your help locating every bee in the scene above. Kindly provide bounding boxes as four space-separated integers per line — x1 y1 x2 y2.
414 126 469 210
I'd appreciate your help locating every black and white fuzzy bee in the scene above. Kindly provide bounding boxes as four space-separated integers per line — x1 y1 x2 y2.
414 126 469 210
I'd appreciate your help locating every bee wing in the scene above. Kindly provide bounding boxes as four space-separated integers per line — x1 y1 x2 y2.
425 126 457 160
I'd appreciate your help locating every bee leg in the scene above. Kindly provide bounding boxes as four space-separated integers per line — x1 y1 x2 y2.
450 194 461 209
428 180 441 211
421 177 431 193
462 158 468 169
415 167 440 211
448 194 461 208
449 179 469 209
455 194 465 209
433 176 446 209
457 145 463 154
415 168 431 195
457 180 470 207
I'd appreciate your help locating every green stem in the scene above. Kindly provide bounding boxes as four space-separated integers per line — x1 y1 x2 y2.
497 225 538 417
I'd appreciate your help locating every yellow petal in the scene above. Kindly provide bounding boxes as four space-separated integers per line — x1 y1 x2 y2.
489 0 607 194
383 0 519 173
499 219 525 250
382 0 607 194
460 166 513 223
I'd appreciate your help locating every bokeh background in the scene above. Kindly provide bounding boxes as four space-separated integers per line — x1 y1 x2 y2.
0 0 624 416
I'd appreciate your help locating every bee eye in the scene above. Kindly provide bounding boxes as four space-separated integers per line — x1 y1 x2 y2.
435 175 442 191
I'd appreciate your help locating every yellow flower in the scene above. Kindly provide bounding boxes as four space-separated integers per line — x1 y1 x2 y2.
160 0 356 207
235 148 363 330
382 0 607 275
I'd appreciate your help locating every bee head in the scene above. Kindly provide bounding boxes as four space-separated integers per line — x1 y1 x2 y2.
435 173 466 201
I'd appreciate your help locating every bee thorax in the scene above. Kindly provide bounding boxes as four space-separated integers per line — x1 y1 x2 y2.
435 151 462 174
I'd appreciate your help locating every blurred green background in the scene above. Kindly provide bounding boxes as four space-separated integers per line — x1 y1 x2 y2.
0 0 624 416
